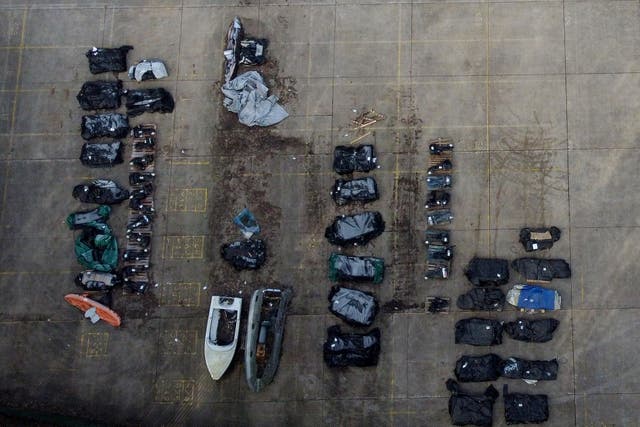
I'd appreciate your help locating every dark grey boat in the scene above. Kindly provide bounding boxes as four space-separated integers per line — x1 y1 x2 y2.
245 288 292 392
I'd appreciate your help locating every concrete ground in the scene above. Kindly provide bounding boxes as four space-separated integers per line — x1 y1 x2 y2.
0 0 638 426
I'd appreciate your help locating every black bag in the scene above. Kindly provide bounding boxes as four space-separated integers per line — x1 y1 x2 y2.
328 286 378 327
457 287 505 311
220 239 266 270
328 253 384 284
331 177 379 205
454 354 502 382
72 179 129 204
324 211 385 246
499 357 558 381
79 141 124 167
455 318 503 346
239 38 268 65
504 318 559 343
125 88 175 117
519 226 561 251
446 379 499 426
512 258 571 282
85 46 133 74
323 325 380 367
333 145 377 174
503 385 549 424
81 113 130 140
76 80 123 110
464 258 509 286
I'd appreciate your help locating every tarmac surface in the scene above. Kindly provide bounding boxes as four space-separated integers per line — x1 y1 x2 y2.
0 1 639 426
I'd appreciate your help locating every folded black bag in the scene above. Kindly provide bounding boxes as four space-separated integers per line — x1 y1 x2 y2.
76 80 123 110
220 239 266 270
457 287 505 311
328 286 378 327
454 354 503 382
333 145 377 174
323 325 380 367
464 258 509 286
503 385 549 424
446 379 499 426
519 226 561 252
499 357 558 381
512 258 571 282
324 211 385 246
455 318 503 346
125 88 175 117
81 113 130 140
86 46 133 74
79 141 124 167
504 318 559 343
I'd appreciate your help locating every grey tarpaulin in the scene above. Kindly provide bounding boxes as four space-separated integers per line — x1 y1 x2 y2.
221 71 288 127
328 286 378 327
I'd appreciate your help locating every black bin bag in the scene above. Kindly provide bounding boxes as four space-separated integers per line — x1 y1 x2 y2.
323 325 380 367
328 286 378 327
220 239 266 270
446 379 499 426
125 88 175 117
504 318 559 343
455 318 503 346
79 141 124 167
464 257 509 286
499 357 558 381
454 354 502 382
72 179 129 205
81 113 130 140
324 211 385 246
512 258 571 282
76 80 123 110
457 287 505 311
333 145 377 174
503 385 549 424
86 46 133 74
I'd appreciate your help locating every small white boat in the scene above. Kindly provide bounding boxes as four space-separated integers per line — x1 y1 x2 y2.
204 296 242 380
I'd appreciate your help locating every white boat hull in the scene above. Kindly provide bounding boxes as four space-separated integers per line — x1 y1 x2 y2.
204 296 242 380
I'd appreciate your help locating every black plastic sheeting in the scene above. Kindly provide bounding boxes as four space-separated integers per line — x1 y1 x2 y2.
239 38 268 65
328 253 384 284
500 357 558 381
446 379 499 427
455 318 503 346
325 211 385 246
503 385 549 424
333 145 377 174
331 177 379 205
457 287 505 311
125 88 175 117
85 46 133 74
79 141 124 167
519 226 561 252
220 239 266 270
512 258 571 282
464 257 509 287
72 179 129 204
328 286 378 327
504 318 560 343
455 354 502 382
323 325 380 367
81 113 130 140
76 80 123 110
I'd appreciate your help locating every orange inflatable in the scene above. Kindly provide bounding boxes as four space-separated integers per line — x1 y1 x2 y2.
64 293 121 327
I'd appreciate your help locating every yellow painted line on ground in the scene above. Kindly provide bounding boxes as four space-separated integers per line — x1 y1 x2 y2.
486 2 492 246
167 188 208 212
0 270 74 275
159 282 202 307
162 236 205 259
169 160 210 166
81 332 110 357
153 379 196 404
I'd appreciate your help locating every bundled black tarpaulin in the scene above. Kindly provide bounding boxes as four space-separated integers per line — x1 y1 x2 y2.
85 46 133 74
124 88 175 117
499 357 558 381
519 226 561 251
512 258 571 282
333 145 377 174
446 379 499 427
457 287 505 311
454 354 502 382
503 385 549 424
72 179 129 204
464 257 509 286
328 286 378 327
328 253 384 284
220 239 266 270
504 318 560 343
76 80 123 110
323 325 380 367
331 177 379 205
81 113 130 140
325 211 385 246
239 38 268 65
455 318 503 346
79 141 124 168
